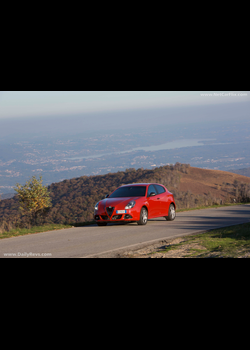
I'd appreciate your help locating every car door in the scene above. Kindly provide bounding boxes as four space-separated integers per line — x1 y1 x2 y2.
154 185 168 217
147 184 159 218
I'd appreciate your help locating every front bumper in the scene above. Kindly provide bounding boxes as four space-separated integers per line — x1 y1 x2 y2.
94 208 135 222
94 212 134 222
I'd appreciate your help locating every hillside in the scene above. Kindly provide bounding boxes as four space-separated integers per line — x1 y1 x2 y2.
179 167 250 200
0 163 250 230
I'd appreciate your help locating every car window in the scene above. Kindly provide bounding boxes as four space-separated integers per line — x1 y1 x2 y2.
148 184 157 196
109 186 146 198
155 185 166 194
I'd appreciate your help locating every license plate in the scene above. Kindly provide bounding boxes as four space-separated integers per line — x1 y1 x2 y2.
116 210 126 214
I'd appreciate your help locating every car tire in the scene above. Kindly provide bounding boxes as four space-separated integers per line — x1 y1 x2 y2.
165 204 176 221
137 207 148 225
97 222 107 226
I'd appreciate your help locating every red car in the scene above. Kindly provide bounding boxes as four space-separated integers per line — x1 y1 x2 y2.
94 183 176 226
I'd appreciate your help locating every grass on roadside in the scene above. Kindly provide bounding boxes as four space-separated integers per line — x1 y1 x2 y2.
0 224 73 239
159 222 250 258
0 221 96 240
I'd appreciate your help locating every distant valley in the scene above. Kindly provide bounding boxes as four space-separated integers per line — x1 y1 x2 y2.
228 168 250 177
1 118 250 196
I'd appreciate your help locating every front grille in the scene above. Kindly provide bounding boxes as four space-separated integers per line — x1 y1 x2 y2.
101 215 109 220
112 215 122 220
106 207 114 217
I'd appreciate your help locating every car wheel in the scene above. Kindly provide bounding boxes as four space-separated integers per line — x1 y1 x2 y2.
165 204 176 221
137 207 148 225
97 222 107 226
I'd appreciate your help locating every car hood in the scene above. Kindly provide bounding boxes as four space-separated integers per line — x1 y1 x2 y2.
101 197 140 207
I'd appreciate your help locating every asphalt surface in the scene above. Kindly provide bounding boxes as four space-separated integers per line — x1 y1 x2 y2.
1 204 250 258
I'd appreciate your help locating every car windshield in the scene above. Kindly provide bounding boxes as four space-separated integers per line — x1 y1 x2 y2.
109 186 146 198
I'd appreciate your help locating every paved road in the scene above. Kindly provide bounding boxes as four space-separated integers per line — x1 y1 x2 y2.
1 204 250 258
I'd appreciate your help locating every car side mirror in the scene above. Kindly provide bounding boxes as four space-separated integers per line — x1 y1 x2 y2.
149 192 156 197
105 194 109 198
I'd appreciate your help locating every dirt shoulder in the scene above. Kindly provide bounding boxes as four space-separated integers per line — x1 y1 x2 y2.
114 237 207 258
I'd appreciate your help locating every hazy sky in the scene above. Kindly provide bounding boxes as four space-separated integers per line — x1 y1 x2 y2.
0 91 249 119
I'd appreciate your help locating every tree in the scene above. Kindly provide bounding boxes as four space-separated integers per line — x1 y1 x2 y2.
14 176 52 224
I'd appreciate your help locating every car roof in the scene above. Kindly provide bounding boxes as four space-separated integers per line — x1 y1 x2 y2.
121 183 161 187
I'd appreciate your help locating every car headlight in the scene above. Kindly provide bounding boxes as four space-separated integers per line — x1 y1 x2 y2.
95 202 99 210
125 200 136 209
